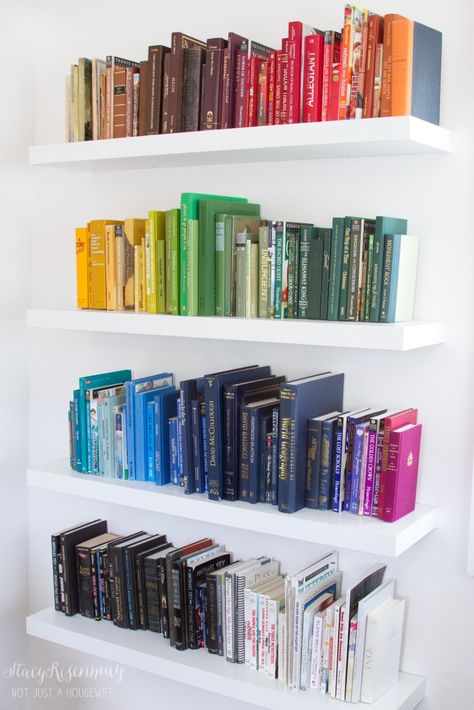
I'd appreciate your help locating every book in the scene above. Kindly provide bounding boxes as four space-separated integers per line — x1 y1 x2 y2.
146 45 170 134
201 38 227 130
241 397 279 504
165 208 180 315
327 217 344 320
143 543 173 632
379 234 419 322
278 372 344 514
302 32 324 123
361 598 406 703
382 422 422 522
168 32 207 134
368 216 408 322
377 408 418 518
145 210 166 314
75 227 89 308
117 218 146 311
134 380 174 482
77 58 92 141
305 411 340 509
182 47 205 132
363 15 384 119
87 220 123 310
152 389 179 485
124 534 167 629
109 532 150 627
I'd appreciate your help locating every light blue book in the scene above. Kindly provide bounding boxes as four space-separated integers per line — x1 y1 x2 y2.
154 389 179 485
133 376 174 481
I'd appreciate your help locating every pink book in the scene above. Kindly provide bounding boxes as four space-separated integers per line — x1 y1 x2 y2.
382 423 422 522
377 408 418 518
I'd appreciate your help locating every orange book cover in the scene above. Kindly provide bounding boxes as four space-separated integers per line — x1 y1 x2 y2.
391 17 415 116
380 14 405 117
75 227 89 308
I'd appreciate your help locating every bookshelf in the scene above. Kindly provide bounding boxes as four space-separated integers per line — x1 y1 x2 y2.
26 607 425 710
27 460 438 556
26 309 445 351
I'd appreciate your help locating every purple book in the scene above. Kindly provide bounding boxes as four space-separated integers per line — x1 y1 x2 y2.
382 423 422 522
362 427 378 516
349 424 368 514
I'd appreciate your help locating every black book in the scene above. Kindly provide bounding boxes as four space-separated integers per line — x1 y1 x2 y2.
76 533 119 619
142 543 174 632
182 47 206 132
185 551 232 649
108 532 147 628
305 411 341 509
59 519 107 616
244 397 279 504
124 534 167 629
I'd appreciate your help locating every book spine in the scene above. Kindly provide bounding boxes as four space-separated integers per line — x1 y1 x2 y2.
206 574 219 654
363 16 381 118
318 419 334 510
124 548 138 629
305 419 321 509
258 224 270 318
327 218 343 320
51 535 61 611
239 408 251 501
191 399 204 493
76 546 94 618
159 558 170 638
277 387 296 513
380 15 395 117
331 419 345 512
201 42 225 130
379 234 395 322
161 53 171 133
349 424 366 514
144 560 161 632
182 48 205 132
363 427 378 516
273 222 284 318
146 400 156 482
347 218 362 320
270 406 280 505
257 60 269 126
320 228 331 320
297 225 311 318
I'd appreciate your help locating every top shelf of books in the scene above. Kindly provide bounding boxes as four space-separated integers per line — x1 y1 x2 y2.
29 117 451 171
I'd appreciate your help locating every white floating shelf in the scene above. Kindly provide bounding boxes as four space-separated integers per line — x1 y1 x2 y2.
29 117 451 171
26 309 445 351
27 608 425 710
27 461 437 557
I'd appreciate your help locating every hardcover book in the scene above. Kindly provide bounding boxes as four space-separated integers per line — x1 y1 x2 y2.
361 598 405 702
379 234 419 322
382 422 422 522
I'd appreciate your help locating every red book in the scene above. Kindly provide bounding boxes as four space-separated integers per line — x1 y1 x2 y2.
321 31 341 121
246 56 260 127
382 423 422 522
302 33 324 122
287 22 318 124
257 60 269 126
363 15 384 118
377 408 418 519
280 39 289 124
267 51 277 124
234 42 248 128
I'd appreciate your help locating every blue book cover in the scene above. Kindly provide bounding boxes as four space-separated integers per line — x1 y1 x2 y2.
135 383 174 482
114 405 125 479
154 389 179 485
125 372 173 481
102 393 125 479
201 411 209 493
270 406 280 506
191 399 205 493
179 377 206 494
204 365 271 501
305 411 340 509
412 22 442 125
168 417 179 485
245 398 278 504
73 389 81 471
79 369 131 474
176 398 184 486
369 217 407 322
349 424 368 514
318 415 339 511
260 413 273 504
278 372 344 514
343 408 386 511
146 401 156 483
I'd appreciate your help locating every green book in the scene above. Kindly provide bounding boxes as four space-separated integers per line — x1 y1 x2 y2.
235 242 246 318
187 219 199 316
285 222 301 319
179 193 247 316
273 221 285 319
364 230 375 321
360 220 376 321
338 216 357 321
165 208 180 315
318 227 332 320
327 217 344 321
347 218 363 321
369 216 408 322
198 200 260 316
146 210 165 314
258 221 271 319
297 224 314 319
215 213 226 317
307 234 324 320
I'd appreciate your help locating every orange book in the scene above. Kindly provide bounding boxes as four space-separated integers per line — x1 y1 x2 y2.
75 227 89 309
362 15 384 118
380 14 405 117
105 223 124 310
391 17 415 117
88 220 122 310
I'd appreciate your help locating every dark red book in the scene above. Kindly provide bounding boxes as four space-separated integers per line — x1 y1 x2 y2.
167 32 206 134
219 47 230 127
182 47 206 132
267 50 277 124
138 60 148 136
146 45 170 134
302 33 324 122
256 60 269 126
223 32 247 128
287 22 318 124
161 53 171 133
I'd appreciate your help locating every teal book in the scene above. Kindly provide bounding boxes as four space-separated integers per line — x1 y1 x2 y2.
379 234 419 323
198 199 259 316
79 370 132 474
327 217 344 321
285 222 301 319
101 392 125 478
165 208 180 315
368 216 408 322
297 224 314 319
134 380 174 482
318 227 332 320
179 193 247 316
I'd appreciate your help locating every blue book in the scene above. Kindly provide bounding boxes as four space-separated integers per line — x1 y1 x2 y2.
278 372 344 514
343 408 386 512
305 411 340 510
243 398 278 504
168 417 179 485
191 399 205 493
134 383 174 482
179 377 206 495
125 372 173 481
114 404 125 479
146 401 156 483
368 217 408 322
204 364 271 501
176 398 184 486
318 415 340 510
73 389 81 471
349 424 368 514
79 370 131 474
201 411 209 493
154 389 179 485
270 406 280 506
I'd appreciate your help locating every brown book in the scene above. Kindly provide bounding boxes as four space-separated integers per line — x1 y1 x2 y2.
182 47 205 132
168 32 206 134
125 67 139 137
146 45 170 134
223 32 247 128
380 14 405 117
106 56 139 138
363 15 384 118
138 60 148 136
161 53 171 133
201 38 227 130
220 47 230 128
372 43 384 117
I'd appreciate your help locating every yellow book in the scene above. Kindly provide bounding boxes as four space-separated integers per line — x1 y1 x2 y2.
121 218 146 310
88 220 122 310
105 223 123 310
157 239 166 314
134 244 143 312
75 226 89 308
146 210 166 314
140 235 147 312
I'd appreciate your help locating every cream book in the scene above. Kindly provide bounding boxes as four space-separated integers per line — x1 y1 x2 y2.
361 597 405 704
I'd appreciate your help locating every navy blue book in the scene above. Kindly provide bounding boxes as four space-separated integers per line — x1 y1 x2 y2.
259 413 274 504
179 378 206 495
305 411 340 509
270 406 280 506
223 374 283 502
124 533 167 630
242 397 279 504
191 399 205 493
204 365 271 500
318 414 340 510
153 389 179 485
168 417 179 485
278 372 344 514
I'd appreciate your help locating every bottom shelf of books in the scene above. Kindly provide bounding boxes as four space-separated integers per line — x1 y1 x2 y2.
26 608 425 710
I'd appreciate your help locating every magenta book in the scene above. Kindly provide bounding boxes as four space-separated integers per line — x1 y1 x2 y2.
382 423 422 522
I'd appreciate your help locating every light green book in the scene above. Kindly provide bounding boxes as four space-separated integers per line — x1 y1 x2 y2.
258 222 270 318
215 213 226 317
187 219 199 316
146 210 165 314
245 238 259 318
165 208 180 315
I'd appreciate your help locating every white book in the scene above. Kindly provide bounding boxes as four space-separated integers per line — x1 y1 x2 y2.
329 597 345 697
320 600 336 694
244 576 280 668
345 613 358 699
278 609 286 683
300 591 333 690
309 613 325 691
351 578 396 703
258 579 284 674
381 234 420 322
265 587 285 679
236 559 280 664
361 598 405 704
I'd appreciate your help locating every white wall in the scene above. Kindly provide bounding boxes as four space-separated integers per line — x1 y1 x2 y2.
0 0 33 703
26 1 474 709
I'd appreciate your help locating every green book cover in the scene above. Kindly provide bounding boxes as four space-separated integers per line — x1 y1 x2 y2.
235 244 246 318
258 222 270 319
165 208 180 315
307 235 324 320
273 221 285 319
285 222 301 319
297 224 314 319
179 193 247 316
187 219 199 316
146 210 165 314
198 200 260 316
318 227 332 320
369 216 408 322
327 217 344 321
338 216 357 321
359 220 376 322
364 231 375 321
245 237 259 318
347 218 363 321
157 239 166 313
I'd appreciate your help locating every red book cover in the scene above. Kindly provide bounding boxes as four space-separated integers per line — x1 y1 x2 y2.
267 51 277 124
246 55 259 127
257 60 269 126
377 408 418 519
235 42 248 128
302 33 324 122
363 15 384 118
280 39 289 124
328 61 341 121
348 12 369 119
382 423 422 522
287 22 319 124
321 31 341 121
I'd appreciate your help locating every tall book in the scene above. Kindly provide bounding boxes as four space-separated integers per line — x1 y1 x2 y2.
182 47 205 132
201 38 227 130
278 372 344 514
77 58 92 141
368 216 407 322
361 598 405 703
116 218 147 311
381 422 422 522
146 45 170 134
75 227 89 308
379 234 419 322
167 32 207 134
165 208 180 315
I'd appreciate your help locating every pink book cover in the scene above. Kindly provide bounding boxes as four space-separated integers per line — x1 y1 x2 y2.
382 423 422 522
377 407 418 518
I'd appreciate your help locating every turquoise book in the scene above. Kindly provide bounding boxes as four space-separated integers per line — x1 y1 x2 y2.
369 216 408 322
179 193 248 316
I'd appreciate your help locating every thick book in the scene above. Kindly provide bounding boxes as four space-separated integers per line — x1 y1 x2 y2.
185 551 232 649
168 32 207 134
119 218 147 311
240 397 279 504
133 379 174 482
182 47 205 132
179 377 205 495
87 220 123 310
377 408 418 518
305 411 340 509
143 543 173 631
382 422 422 522
108 532 149 628
151 389 179 485
146 45 170 134
379 234 419 322
368 216 408 322
60 519 107 616
361 598 405 703
278 372 344 514
201 38 227 130
165 208 180 315
124 534 167 629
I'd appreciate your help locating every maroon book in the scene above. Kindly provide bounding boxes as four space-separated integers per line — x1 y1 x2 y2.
168 32 206 134
146 45 170 134
200 37 227 130
224 32 247 128
138 60 148 136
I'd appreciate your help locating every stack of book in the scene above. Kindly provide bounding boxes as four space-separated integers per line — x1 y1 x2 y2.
76 193 419 324
68 366 422 523
52 527 405 704
66 6 442 142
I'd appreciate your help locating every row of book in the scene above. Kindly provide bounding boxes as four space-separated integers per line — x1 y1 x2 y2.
53 521 404 703
76 192 418 323
68 365 422 522
66 7 442 142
